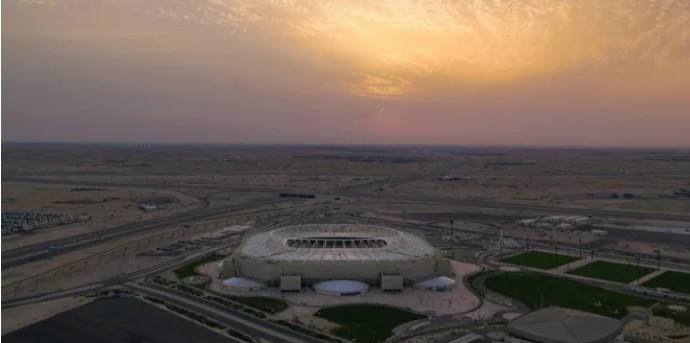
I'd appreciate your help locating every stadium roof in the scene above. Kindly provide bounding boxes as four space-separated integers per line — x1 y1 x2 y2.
238 224 436 262
506 307 622 343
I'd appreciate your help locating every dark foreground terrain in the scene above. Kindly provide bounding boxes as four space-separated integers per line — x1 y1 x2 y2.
2 297 232 343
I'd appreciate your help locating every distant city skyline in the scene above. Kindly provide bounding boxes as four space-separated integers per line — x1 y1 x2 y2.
3 0 690 147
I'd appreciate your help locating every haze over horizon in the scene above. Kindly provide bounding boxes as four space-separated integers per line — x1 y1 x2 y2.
3 0 690 147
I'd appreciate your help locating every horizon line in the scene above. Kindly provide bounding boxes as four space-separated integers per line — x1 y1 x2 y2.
2 141 690 150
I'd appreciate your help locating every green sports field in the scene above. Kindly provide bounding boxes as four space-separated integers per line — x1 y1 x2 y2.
567 260 655 283
483 273 655 318
642 271 690 295
501 251 579 270
315 305 424 343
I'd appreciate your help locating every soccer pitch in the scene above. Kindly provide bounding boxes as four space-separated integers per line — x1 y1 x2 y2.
567 260 655 283
483 273 655 318
501 251 579 270
642 270 690 294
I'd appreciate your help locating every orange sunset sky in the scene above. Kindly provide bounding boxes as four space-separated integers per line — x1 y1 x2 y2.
2 0 690 146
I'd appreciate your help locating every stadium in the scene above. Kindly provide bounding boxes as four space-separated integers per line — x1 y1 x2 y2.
220 224 453 293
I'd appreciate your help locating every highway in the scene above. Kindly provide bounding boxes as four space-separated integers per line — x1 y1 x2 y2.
11 176 689 222
342 192 690 222
1 176 293 194
127 281 327 343
0 237 242 308
1 197 291 269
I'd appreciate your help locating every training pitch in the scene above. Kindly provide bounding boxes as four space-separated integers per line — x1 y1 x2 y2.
483 273 655 318
501 251 579 270
567 260 655 283
642 270 690 295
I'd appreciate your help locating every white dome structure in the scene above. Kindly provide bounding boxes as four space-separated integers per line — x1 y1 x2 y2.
222 277 265 291
415 276 456 290
313 280 370 296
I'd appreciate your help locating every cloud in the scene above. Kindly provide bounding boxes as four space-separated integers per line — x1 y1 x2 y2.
15 0 690 97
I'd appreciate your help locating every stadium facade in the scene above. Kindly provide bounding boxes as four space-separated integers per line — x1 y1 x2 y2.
220 224 452 292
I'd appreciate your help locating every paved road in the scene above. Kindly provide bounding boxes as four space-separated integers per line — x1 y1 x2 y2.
342 192 690 222
1 197 290 270
10 176 688 222
127 282 328 343
1 176 292 194
1 240 234 308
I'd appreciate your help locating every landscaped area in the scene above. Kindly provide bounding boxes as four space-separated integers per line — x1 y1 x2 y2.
226 296 288 314
567 260 655 283
642 271 690 295
483 273 655 318
174 253 226 279
501 251 579 270
315 305 425 343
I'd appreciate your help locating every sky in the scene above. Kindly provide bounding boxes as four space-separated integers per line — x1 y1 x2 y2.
2 0 690 147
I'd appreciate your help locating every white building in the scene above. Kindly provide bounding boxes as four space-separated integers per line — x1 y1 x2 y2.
221 224 452 292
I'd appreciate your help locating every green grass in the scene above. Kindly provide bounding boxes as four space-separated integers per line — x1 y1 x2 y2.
501 251 579 270
226 296 288 314
173 253 226 279
652 303 690 327
642 271 690 295
315 305 425 343
567 260 656 283
483 273 655 318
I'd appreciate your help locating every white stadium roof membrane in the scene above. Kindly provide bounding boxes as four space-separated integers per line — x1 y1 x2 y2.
415 276 456 290
238 224 436 262
506 307 622 343
222 277 264 291
313 280 370 295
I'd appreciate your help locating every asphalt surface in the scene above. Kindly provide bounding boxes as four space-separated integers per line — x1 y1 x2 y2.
349 192 690 222
1 197 288 270
2 297 239 343
579 225 690 249
128 282 327 343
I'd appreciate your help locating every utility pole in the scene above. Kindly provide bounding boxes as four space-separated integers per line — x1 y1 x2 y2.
656 249 661 271
500 230 504 260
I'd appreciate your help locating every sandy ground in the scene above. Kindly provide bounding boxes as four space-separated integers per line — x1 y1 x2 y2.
604 240 690 261
2 182 203 251
624 319 690 343
1 296 93 335
2 217 254 299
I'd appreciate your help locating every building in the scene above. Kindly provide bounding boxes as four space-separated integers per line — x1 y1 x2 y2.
220 224 451 292
505 307 623 343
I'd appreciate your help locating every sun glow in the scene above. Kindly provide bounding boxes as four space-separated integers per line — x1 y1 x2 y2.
147 0 690 97
14 0 690 99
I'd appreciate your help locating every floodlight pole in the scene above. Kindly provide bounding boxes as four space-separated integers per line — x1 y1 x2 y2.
657 250 661 271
